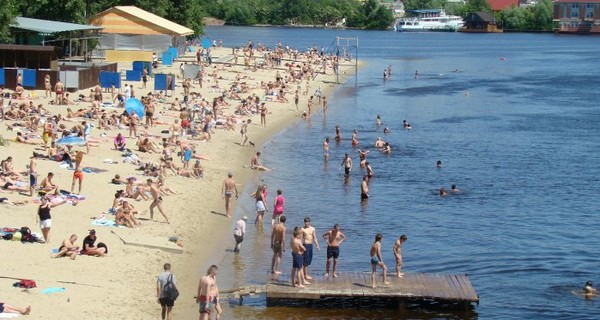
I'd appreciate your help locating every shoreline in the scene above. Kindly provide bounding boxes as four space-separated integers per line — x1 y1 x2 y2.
0 46 358 319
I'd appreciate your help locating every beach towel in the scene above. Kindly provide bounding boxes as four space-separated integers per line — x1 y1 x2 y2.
0 313 20 318
41 287 65 294
82 167 109 174
91 215 124 228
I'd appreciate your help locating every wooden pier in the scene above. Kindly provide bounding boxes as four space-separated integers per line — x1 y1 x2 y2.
263 272 479 309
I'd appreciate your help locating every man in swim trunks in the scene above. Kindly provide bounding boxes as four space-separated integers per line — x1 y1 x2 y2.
322 224 346 278
341 153 352 176
271 216 287 274
221 172 238 218
291 227 309 287
302 217 320 280
197 265 219 320
361 175 370 200
148 179 170 224
370 233 390 288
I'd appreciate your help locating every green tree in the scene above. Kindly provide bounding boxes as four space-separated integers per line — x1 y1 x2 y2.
363 0 394 29
20 0 87 23
0 0 17 43
499 6 528 30
465 0 491 14
530 0 553 31
168 0 204 36
404 0 447 12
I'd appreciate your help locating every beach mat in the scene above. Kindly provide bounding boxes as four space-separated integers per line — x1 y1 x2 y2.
110 229 183 254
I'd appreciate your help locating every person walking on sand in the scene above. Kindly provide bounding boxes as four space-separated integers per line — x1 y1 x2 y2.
233 216 247 253
240 119 250 146
157 263 176 320
394 234 408 277
291 227 309 287
271 216 287 274
222 172 238 218
323 224 346 278
302 216 320 280
148 179 170 224
370 233 390 288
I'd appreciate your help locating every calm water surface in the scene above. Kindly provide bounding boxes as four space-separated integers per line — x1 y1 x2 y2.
204 26 600 319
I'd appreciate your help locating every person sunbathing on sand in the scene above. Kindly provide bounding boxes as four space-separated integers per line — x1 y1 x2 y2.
250 152 271 171
111 174 128 185
0 302 31 315
125 177 149 201
15 132 41 145
54 234 79 260
115 201 140 228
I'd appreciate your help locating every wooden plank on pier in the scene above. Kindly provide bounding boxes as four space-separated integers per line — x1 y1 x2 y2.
265 272 478 305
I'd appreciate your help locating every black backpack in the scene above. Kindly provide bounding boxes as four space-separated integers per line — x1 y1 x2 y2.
20 227 33 242
163 274 179 300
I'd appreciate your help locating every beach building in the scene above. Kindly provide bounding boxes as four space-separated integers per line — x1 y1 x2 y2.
89 6 194 62
553 0 600 33
6 16 103 64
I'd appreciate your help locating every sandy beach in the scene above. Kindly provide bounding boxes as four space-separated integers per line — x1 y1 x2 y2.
0 46 353 319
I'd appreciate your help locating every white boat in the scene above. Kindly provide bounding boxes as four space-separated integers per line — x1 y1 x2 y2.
395 9 464 32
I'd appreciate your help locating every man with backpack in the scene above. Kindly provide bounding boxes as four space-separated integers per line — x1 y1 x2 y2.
156 263 177 320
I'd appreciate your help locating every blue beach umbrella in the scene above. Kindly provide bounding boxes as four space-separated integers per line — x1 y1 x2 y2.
55 136 86 146
125 98 145 119
202 38 211 49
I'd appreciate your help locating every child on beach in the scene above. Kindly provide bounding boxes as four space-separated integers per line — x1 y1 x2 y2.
370 233 390 288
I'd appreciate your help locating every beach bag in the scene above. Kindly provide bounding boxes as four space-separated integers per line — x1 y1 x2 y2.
163 274 179 300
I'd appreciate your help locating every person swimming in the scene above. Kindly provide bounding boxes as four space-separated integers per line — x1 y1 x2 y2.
584 281 597 295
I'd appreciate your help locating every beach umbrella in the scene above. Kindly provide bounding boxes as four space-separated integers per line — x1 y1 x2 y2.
125 98 145 119
202 38 211 49
55 136 86 146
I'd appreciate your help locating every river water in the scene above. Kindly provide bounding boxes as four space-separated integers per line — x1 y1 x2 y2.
204 26 600 319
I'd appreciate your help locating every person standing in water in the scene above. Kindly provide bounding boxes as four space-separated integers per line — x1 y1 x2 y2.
323 137 330 161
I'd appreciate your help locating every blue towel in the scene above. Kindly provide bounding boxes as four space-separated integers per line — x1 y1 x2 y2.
42 287 65 294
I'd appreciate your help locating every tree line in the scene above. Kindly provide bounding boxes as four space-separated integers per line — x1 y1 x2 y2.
0 0 395 44
405 0 555 31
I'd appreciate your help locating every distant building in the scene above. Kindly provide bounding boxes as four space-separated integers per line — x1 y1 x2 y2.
461 11 503 32
553 0 600 33
487 0 520 12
